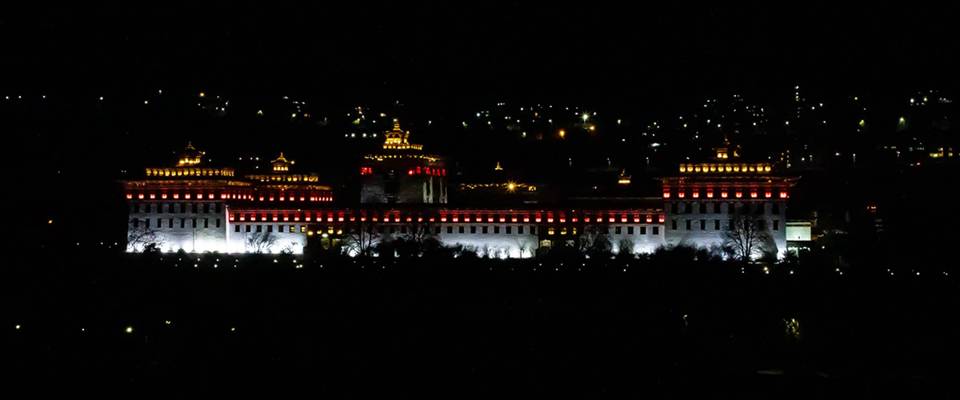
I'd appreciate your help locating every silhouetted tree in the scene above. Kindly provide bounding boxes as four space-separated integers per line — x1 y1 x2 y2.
343 225 380 257
126 218 163 252
723 215 773 262
246 231 276 253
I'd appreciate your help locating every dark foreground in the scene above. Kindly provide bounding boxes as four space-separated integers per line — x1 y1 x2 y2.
5 250 959 398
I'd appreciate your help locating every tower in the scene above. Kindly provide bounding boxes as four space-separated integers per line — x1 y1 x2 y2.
661 144 798 259
360 119 447 204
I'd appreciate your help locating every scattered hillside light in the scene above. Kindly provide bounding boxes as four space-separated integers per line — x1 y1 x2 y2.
581 113 590 122
99 96 104 101
125 326 134 334
199 92 206 98
164 320 172 326
47 219 53 225
230 327 236 332
15 324 20 330
558 129 566 139
144 100 149 105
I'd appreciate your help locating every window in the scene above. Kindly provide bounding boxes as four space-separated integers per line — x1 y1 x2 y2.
772 203 780 214
256 225 262 232
192 218 197 228
235 225 240 232
530 226 536 234
181 218 186 228
700 219 706 230
203 203 209 213
216 219 221 228
493 226 500 234
728 219 734 230
390 226 396 234
615 226 622 234
714 220 720 230
700 203 707 213
245 225 251 232
627 226 634 235
685 220 692 230
671 202 678 214
290 226 296 233
518 226 524 234
144 218 150 228
758 219 766 230
215 203 221 213
204 218 209 228
168 218 173 228
506 226 512 234
482 226 488 234
300 226 306 233
640 226 646 235
671 220 678 230
459 226 465 233
470 226 477 234
192 203 198 213
447 226 453 234
652 226 659 235
773 220 780 231
267 225 273 233
435 226 441 234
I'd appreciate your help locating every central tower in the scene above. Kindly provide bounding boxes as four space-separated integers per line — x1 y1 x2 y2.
360 119 448 204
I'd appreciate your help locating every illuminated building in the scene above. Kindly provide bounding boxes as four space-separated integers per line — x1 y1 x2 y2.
661 145 798 258
125 141 797 259
359 119 448 204
124 143 333 254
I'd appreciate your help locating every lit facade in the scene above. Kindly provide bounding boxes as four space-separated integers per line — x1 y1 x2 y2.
661 146 798 258
360 120 448 204
124 142 797 259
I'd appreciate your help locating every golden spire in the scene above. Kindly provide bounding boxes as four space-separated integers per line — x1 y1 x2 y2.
382 119 423 151
177 141 203 166
618 168 631 185
271 152 293 172
494 161 504 171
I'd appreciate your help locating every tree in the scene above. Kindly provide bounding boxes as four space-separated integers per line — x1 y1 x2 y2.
723 215 773 262
127 218 163 252
616 238 635 260
246 231 276 253
343 224 380 257
579 225 612 259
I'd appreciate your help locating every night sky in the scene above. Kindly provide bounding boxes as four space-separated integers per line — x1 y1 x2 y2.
4 3 958 111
